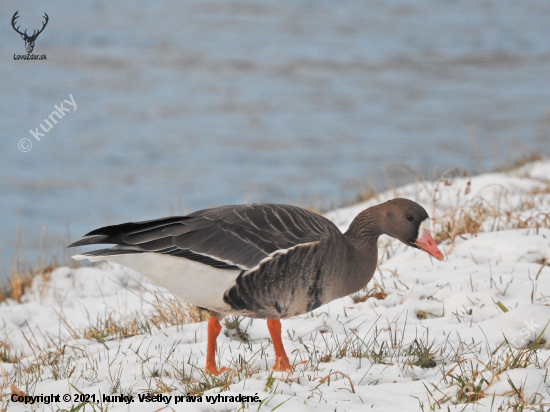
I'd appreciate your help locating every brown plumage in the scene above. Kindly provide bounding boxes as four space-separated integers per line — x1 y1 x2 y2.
69 198 443 375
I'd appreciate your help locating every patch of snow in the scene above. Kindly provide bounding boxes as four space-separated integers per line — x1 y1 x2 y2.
2 159 550 411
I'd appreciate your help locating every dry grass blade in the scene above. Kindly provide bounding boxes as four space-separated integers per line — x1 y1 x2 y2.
318 371 355 393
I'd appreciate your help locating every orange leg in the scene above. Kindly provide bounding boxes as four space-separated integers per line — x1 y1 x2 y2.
267 319 292 372
205 316 228 376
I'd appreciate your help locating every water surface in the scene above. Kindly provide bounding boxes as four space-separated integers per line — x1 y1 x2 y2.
0 0 549 269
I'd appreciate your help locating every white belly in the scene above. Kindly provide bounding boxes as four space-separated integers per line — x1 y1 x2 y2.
75 252 239 313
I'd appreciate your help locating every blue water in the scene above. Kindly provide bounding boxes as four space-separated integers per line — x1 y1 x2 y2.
1 0 549 271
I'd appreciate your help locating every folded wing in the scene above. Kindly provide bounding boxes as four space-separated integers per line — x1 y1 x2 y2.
69 204 337 271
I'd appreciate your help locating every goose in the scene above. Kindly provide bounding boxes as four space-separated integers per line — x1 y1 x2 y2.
69 198 443 375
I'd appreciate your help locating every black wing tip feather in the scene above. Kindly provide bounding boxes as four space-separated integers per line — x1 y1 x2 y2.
77 248 143 258
68 216 193 248
68 235 109 248
85 216 189 237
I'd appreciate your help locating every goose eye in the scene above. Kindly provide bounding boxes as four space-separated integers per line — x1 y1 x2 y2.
406 215 414 222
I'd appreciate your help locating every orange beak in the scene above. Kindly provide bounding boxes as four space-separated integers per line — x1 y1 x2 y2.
415 229 444 261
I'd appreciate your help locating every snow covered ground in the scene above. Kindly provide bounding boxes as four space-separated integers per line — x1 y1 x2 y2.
1 160 550 411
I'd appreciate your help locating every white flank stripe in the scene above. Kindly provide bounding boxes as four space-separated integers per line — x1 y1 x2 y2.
243 241 320 275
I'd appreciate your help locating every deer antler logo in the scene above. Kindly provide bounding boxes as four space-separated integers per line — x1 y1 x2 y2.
11 11 49 54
